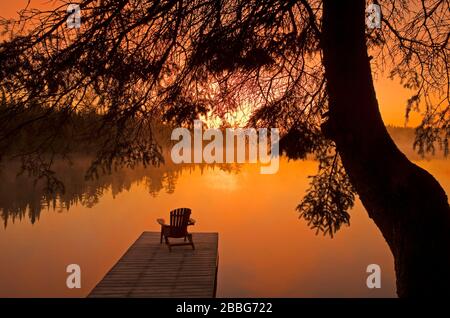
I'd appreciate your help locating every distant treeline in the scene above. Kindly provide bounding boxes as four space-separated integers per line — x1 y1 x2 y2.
386 125 446 160
0 101 174 157
0 100 444 161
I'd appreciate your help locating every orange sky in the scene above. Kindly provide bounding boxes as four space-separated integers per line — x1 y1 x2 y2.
0 0 424 127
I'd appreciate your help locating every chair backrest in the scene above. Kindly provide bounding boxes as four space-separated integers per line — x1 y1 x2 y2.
169 208 191 237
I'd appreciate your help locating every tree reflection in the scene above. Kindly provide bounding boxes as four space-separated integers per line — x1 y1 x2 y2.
0 155 239 227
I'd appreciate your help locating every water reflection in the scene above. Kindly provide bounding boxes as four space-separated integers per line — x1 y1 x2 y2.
0 127 444 228
0 130 448 298
0 156 240 227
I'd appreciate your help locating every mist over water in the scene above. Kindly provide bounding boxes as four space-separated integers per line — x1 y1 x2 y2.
0 127 448 297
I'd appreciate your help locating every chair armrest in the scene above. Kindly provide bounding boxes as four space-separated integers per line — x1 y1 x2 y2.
157 218 166 226
188 218 196 225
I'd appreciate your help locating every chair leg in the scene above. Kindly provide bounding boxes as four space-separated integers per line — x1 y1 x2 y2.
188 234 195 250
164 235 171 252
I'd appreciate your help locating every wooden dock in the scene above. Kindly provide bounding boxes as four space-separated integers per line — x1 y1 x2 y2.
88 232 219 298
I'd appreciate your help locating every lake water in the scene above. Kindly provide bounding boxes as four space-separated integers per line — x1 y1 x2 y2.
0 155 448 297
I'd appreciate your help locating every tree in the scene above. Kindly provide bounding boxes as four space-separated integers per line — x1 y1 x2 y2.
0 0 449 297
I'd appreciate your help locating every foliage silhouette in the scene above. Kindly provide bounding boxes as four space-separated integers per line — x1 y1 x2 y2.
0 0 449 296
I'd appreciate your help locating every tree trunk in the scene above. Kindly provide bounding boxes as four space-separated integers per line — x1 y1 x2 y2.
321 0 450 297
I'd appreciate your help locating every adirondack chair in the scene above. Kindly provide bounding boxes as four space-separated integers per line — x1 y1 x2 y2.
157 208 195 251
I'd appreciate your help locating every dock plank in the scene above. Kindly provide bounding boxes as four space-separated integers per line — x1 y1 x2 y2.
88 232 219 298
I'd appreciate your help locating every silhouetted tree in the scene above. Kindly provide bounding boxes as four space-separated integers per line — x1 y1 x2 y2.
0 0 449 296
